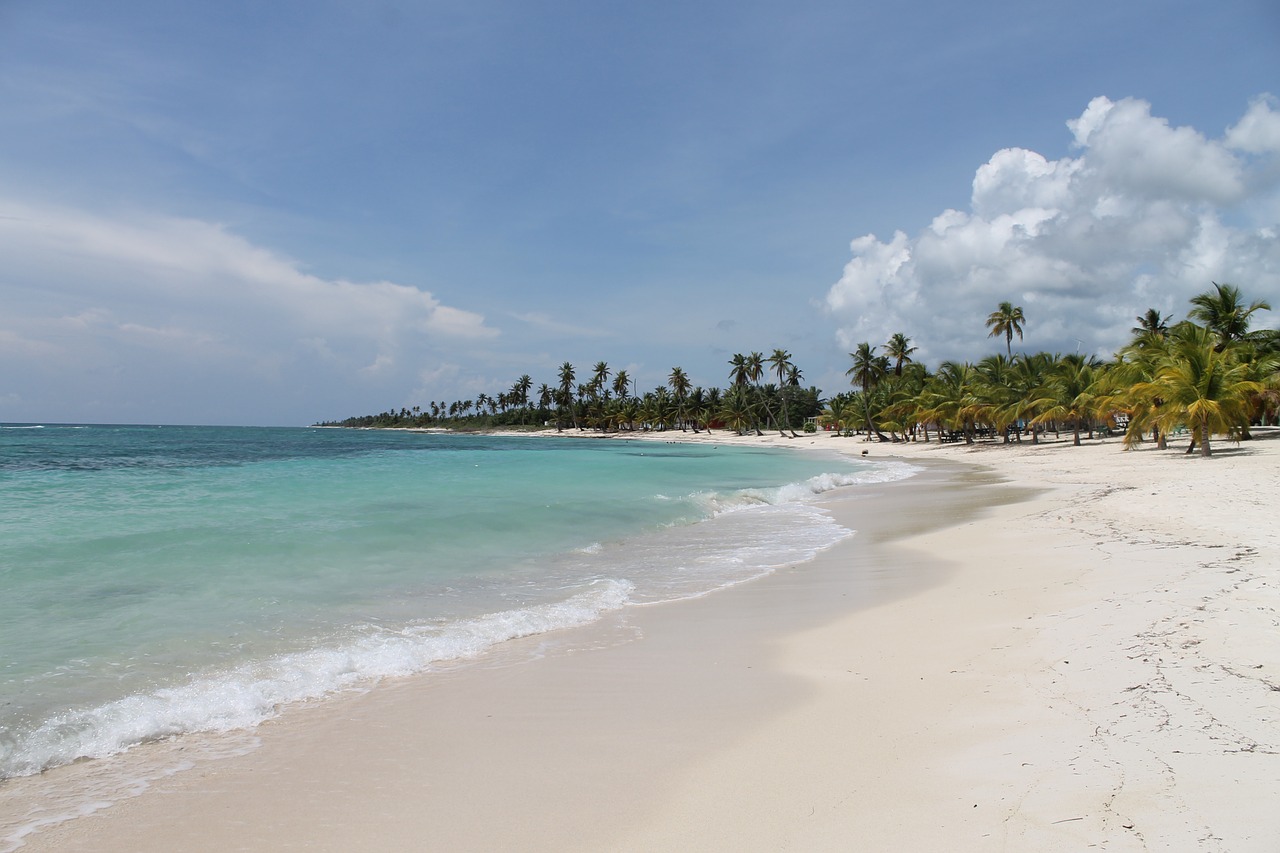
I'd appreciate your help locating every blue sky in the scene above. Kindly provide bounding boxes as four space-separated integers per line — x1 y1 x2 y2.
1 0 1277 425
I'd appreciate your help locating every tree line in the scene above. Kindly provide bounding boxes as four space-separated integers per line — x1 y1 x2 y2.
318 283 1278 457
825 283 1277 457
318 349 826 437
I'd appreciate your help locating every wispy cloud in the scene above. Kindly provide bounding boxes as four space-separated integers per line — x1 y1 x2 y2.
509 311 610 338
0 200 498 356
0 199 501 422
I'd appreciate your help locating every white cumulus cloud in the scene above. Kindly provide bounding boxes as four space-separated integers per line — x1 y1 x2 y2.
825 95 1280 363
1226 95 1280 155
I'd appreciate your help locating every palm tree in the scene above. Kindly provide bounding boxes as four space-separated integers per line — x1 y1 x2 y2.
1131 309 1170 339
612 370 631 402
767 349 797 436
728 353 751 388
718 385 756 435
1008 352 1054 443
685 386 706 433
1133 324 1263 456
885 333 917 377
1188 282 1272 349
1114 330 1175 449
619 397 641 431
644 387 677 431
668 366 692 430
986 301 1026 358
845 343 890 440
703 386 723 432
747 351 770 431
822 395 862 437
1028 354 1105 446
556 362 577 431
917 361 980 444
974 354 1020 442
880 362 931 441
591 362 611 400
668 366 691 399
511 375 532 410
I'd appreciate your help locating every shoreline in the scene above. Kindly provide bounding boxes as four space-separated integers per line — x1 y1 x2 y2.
9 429 1280 850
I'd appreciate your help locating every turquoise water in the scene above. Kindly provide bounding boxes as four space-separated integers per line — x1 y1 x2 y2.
0 425 915 783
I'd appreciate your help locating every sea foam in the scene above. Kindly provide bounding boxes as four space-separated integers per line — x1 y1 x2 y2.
691 457 919 515
1 428 920 790
0 579 633 780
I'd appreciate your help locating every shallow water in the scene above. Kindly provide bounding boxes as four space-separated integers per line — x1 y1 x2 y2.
0 424 916 786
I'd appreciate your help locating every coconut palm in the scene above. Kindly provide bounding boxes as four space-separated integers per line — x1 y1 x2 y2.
1028 354 1106 446
718 385 756 435
1132 324 1263 456
668 366 691 399
668 366 692 430
591 362 611 400
728 353 751 388
556 362 577 431
612 370 631 402
703 386 723 432
986 301 1026 358
512 375 533 409
645 387 678 431
614 397 640 431
767 349 797 436
1131 309 1170 339
889 362 933 441
821 395 862 437
974 354 1021 442
845 343 885 395
885 333 917 377
1245 354 1280 427
917 361 980 444
685 386 706 432
845 342 890 439
1114 331 1176 449
1188 282 1272 349
1007 352 1054 443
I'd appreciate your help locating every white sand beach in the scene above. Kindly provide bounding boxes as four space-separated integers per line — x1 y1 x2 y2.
11 428 1280 851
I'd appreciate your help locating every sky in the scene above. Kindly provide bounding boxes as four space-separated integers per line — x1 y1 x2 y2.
1 0 1278 426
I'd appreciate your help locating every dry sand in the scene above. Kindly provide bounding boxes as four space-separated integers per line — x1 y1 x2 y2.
9 427 1280 851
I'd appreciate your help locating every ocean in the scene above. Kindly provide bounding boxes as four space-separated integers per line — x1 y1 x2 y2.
0 424 914 837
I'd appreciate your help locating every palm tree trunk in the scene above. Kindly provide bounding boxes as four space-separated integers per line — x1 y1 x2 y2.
1199 422 1212 457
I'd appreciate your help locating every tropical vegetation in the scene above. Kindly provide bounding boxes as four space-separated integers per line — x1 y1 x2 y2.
318 285 1280 458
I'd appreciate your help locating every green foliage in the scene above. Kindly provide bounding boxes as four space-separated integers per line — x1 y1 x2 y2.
316 284 1278 457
